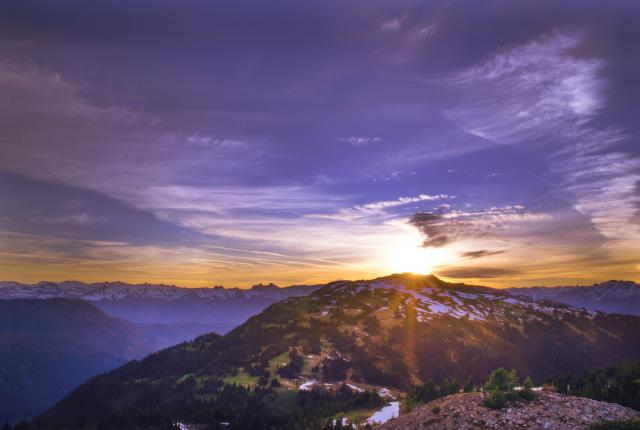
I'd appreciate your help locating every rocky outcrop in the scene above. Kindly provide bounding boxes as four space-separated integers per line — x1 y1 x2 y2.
377 390 640 429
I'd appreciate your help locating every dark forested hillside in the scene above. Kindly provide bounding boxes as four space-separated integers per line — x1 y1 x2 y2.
548 361 640 411
35 274 640 429
0 299 213 422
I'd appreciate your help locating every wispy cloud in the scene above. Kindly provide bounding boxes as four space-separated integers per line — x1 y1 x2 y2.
446 31 640 246
336 136 382 147
43 212 107 226
186 134 247 149
307 193 452 221
380 18 404 33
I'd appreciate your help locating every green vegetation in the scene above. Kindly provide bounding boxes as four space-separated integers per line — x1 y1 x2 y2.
587 420 640 430
321 356 351 381
404 368 537 412
30 276 640 429
33 380 382 430
222 373 259 387
408 377 460 404
431 405 441 414
268 351 290 370
276 349 304 379
463 376 474 392
519 377 536 401
482 368 536 410
483 389 507 410
484 367 518 391
547 361 640 411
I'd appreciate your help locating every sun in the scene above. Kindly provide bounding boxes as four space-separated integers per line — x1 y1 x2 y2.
381 232 451 275
386 245 437 274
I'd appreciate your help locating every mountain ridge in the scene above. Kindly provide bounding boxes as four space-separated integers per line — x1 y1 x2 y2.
508 280 640 315
0 298 215 422
35 273 640 429
0 280 321 301
4 277 637 305
0 280 323 333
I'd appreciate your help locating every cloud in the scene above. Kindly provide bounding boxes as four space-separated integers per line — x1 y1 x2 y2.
0 59 450 284
2 7 638 287
437 267 520 279
460 249 505 259
0 59 268 202
409 205 551 247
380 18 403 33
308 193 452 221
408 212 452 247
44 212 107 226
406 23 438 42
336 136 382 147
355 194 450 211
448 32 606 140
379 15 437 42
446 31 640 246
186 134 246 149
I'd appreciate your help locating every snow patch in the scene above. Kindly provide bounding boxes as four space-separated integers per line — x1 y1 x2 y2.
298 380 316 391
378 388 393 398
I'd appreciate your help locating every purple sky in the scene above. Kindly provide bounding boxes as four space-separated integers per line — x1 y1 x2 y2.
0 0 639 287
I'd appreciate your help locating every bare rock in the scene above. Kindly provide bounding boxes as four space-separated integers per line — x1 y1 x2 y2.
377 390 640 430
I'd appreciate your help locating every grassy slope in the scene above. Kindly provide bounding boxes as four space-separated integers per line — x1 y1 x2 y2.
36 274 640 428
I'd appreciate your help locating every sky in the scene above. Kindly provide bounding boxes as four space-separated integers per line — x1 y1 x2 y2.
0 0 639 288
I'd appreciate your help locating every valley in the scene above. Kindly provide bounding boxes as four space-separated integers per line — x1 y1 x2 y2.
29 274 640 429
0 281 321 423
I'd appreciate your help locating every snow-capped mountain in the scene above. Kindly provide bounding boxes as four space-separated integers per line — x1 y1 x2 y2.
0 280 321 333
0 280 319 301
320 274 598 323
507 280 640 315
39 274 640 430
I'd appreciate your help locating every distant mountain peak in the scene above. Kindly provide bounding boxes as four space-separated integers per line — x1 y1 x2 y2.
0 280 321 302
592 279 639 289
250 282 280 290
507 279 640 315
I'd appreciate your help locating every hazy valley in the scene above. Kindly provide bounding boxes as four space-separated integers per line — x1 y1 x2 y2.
0 282 319 422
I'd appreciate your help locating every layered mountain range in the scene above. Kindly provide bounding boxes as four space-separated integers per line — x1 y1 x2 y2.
0 281 321 333
0 280 319 302
35 274 640 429
0 281 321 422
507 280 640 315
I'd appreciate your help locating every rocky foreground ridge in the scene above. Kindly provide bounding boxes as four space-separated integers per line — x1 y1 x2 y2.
378 390 640 430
